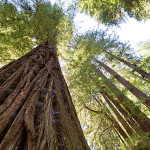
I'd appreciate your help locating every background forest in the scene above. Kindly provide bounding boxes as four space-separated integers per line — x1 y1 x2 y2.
0 0 150 149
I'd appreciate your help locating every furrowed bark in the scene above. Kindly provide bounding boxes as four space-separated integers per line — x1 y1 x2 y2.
0 43 90 150
107 52 150 82
0 46 40 86
94 59 150 108
93 65 150 133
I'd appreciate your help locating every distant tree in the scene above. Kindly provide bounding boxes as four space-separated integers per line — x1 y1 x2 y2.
106 51 150 82
94 59 150 108
64 31 150 149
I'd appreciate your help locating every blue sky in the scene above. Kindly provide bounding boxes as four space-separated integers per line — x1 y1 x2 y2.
51 0 150 54
74 12 150 51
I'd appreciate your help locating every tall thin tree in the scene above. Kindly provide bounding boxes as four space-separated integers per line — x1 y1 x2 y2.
106 51 150 82
94 59 150 108
93 65 150 133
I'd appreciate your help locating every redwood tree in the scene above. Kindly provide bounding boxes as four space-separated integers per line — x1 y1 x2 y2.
93 65 150 133
0 1 90 149
64 31 150 149
106 51 150 82
94 59 150 108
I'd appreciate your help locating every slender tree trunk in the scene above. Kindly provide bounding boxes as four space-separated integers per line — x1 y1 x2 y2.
109 113 128 140
129 71 150 83
102 93 133 136
107 52 150 81
94 59 150 108
101 92 137 129
85 97 128 141
0 44 90 150
98 99 128 140
93 65 150 133
89 75 136 129
113 127 125 143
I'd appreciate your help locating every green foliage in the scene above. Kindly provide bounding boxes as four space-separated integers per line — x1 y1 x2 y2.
0 0 73 65
138 40 150 61
0 1 63 42
119 127 150 150
63 29 150 149
78 0 150 25
0 1 150 149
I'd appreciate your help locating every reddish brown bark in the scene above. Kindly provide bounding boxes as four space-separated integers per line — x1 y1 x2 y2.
98 99 128 140
95 59 150 108
109 113 128 140
0 44 90 150
89 75 137 129
113 127 125 143
93 65 150 133
102 93 133 136
101 93 136 128
107 52 150 82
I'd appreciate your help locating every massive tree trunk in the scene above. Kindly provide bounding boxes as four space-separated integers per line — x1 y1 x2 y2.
0 43 90 150
94 59 150 108
106 52 150 82
93 65 150 133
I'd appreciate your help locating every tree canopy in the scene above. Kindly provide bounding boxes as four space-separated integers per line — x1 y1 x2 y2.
0 0 150 150
63 30 150 149
0 0 72 64
78 0 150 25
